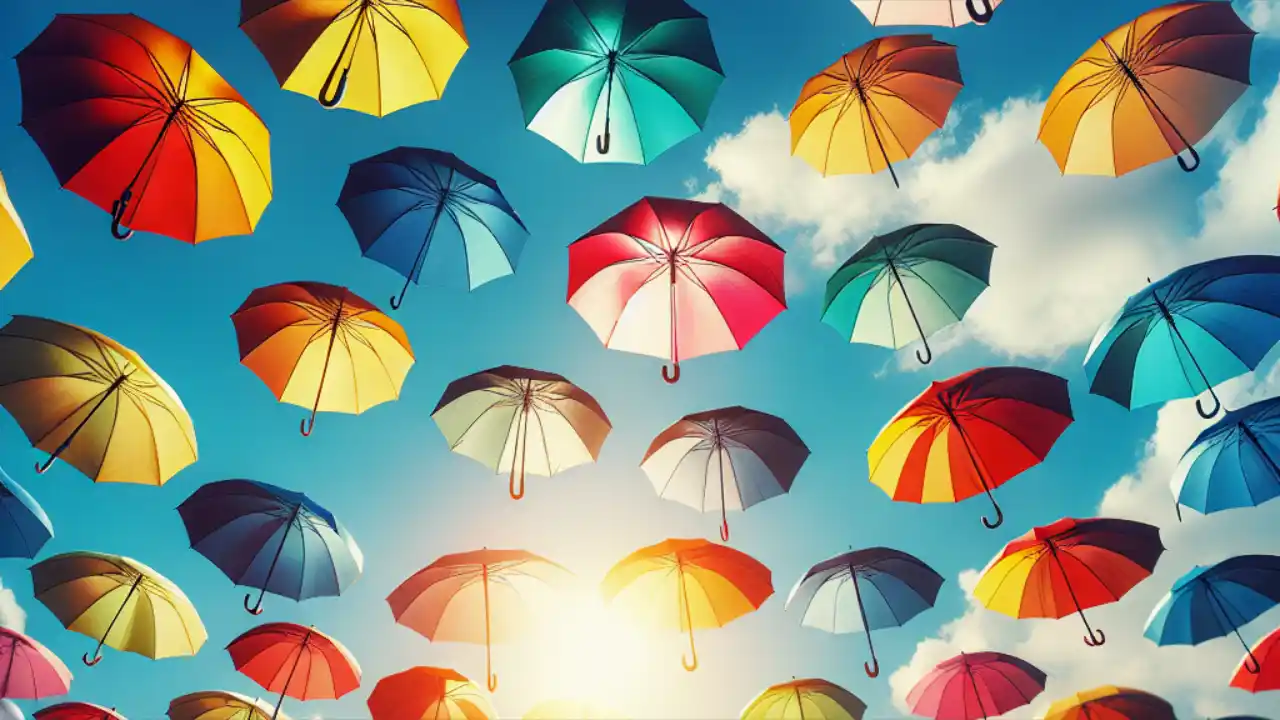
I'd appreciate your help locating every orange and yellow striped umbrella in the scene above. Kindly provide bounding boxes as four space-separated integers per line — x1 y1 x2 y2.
231 281 414 436
0 171 32 290
789 35 962 188
1043 685 1175 720
602 538 773 672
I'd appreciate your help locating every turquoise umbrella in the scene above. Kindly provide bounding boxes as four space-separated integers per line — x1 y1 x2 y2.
508 0 724 165
820 223 994 364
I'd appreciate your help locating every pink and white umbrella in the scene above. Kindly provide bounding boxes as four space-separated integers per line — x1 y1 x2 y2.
852 0 1003 27
906 651 1044 720
0 627 72 700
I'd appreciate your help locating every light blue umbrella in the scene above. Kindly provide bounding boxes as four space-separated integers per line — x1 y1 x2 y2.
1143 554 1280 675
1173 396 1280 520
1084 256 1280 419
0 464 52 559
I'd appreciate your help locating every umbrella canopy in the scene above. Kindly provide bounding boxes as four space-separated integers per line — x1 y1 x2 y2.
0 465 53 559
0 628 72 699
0 171 32 290
567 197 786 383
231 281 414 436
852 0 1002 26
0 315 197 484
228 623 360 720
1039 1 1255 176
1173 396 1280 518
906 651 1045 720
1085 256 1280 419
740 678 866 720
821 224 994 365
30 551 206 666
368 666 495 720
524 699 625 720
338 148 528 307
432 366 611 500
178 479 364 615
602 538 773 672
976 518 1164 646
1043 686 1175 720
1230 623 1280 693
509 0 723 165
790 35 962 187
641 406 809 541
1144 554 1280 675
387 549 571 692
869 366 1073 529
787 547 943 678
168 691 283 720
33 704 123 720
240 0 468 116
18 13 271 241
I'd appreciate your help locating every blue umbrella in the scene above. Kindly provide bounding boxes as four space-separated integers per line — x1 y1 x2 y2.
1143 554 1280 675
786 546 944 678
177 479 364 615
337 147 528 309
1084 255 1280 419
1173 396 1280 520
0 464 52 559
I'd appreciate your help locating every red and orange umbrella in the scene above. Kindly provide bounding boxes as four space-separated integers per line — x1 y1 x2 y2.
868 366 1073 529
227 622 361 720
1043 686 1175 720
17 14 272 242
567 197 786 384
1230 623 1280 693
367 666 496 720
974 518 1165 647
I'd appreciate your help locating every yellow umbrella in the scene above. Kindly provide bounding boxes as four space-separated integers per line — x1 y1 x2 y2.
168 691 286 720
740 678 867 720
524 699 626 720
240 0 469 116
30 551 207 666
0 315 197 484
0 171 32 290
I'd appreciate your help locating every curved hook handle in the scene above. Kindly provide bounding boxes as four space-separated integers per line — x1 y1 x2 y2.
1175 501 1183 523
509 463 525 500
1083 626 1106 647
82 651 103 666
34 455 55 475
681 649 698 672
981 498 1004 529
300 415 316 437
864 657 879 678
318 68 350 109
966 0 995 23
487 672 498 692
1177 145 1201 173
110 190 134 241
244 592 265 615
1242 646 1262 674
389 294 403 310
596 130 611 155
1196 392 1221 419
662 363 681 384
719 516 730 542
916 340 933 365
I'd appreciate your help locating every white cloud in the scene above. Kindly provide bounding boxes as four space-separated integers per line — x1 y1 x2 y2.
0 577 25 632
1242 0 1280 37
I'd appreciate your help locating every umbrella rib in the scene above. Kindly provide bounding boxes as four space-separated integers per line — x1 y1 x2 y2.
529 406 556 475
184 103 270 219
897 263 964 320
441 391 516 450
371 3 442 97
124 388 166 485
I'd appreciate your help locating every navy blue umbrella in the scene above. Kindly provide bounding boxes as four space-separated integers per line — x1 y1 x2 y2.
0 464 52 559
177 479 363 615
337 147 528 309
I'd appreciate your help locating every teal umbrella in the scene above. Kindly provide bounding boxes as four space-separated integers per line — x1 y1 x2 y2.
820 223 995 364
508 0 724 165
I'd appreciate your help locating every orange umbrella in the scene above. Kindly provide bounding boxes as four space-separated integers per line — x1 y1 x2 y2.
367 666 496 720
230 281 414 436
789 35 962 188
602 538 772 672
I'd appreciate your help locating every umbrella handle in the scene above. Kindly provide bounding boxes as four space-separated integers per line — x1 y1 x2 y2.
319 68 350 109
864 656 879 678
110 190 134 240
1175 501 1183 522
596 127 611 155
82 651 103 666
487 671 498 692
682 630 698 672
916 341 932 365
300 414 317 437
1243 647 1262 674
35 454 56 475
966 0 994 24
1084 626 1106 647
662 363 681 384
720 516 730 542
981 500 1003 529
244 592 265 615
1177 145 1201 173
1196 388 1221 419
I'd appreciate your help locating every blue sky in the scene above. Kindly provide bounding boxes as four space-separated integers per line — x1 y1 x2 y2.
2 0 1279 718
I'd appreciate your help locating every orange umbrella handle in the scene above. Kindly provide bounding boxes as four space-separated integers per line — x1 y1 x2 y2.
966 0 994 24
508 407 527 500
482 564 498 691
717 441 730 542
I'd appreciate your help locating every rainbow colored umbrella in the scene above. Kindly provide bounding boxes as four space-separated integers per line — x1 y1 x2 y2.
740 678 866 720
1173 396 1280 520
1043 686 1175 720
0 171 32 290
1230 623 1280 693
367 667 495 720
906 651 1045 720
0 627 72 699
227 623 360 720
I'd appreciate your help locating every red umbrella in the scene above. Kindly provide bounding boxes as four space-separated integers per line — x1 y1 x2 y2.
567 197 786 384
906 651 1046 720
226 623 360 720
0 627 72 700
34 703 124 720
1230 623 1280 693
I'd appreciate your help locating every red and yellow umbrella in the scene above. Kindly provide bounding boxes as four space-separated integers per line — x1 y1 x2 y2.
367 666 495 720
17 14 272 242
1043 686 1175 720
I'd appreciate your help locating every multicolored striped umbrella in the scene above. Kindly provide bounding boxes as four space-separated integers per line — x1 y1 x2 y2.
906 651 1045 720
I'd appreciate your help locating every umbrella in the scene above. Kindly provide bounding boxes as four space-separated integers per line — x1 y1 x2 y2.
524 700 625 720
18 13 272 241
1043 686 1175 720
1231 623 1280 692
1144 554 1280 675
786 547 943 677
227 623 360 720
241 0 468 116
790 35 962 187
231 281 415 436
1173 396 1280 520
0 315 198 484
30 551 206 666
567 197 786 383
976 517 1164 647
1084 256 1280 419
852 0 1002 26
338 147 528 308
387 549 571 692
0 465 53 559
740 678 866 720
906 651 1045 720
602 538 773 672
432 366 611 500
0 628 71 699
641 406 809 541
33 704 122 720
1039 1 1254 176
0 171 32 290
821 224 995 365
868 366 1073 529
177 479 364 615
508 0 724 165
168 691 283 720
368 666 495 720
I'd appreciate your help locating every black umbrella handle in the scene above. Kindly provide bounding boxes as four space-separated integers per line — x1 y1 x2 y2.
966 0 994 24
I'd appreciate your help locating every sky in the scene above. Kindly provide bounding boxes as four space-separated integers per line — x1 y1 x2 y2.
2 0 1280 718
